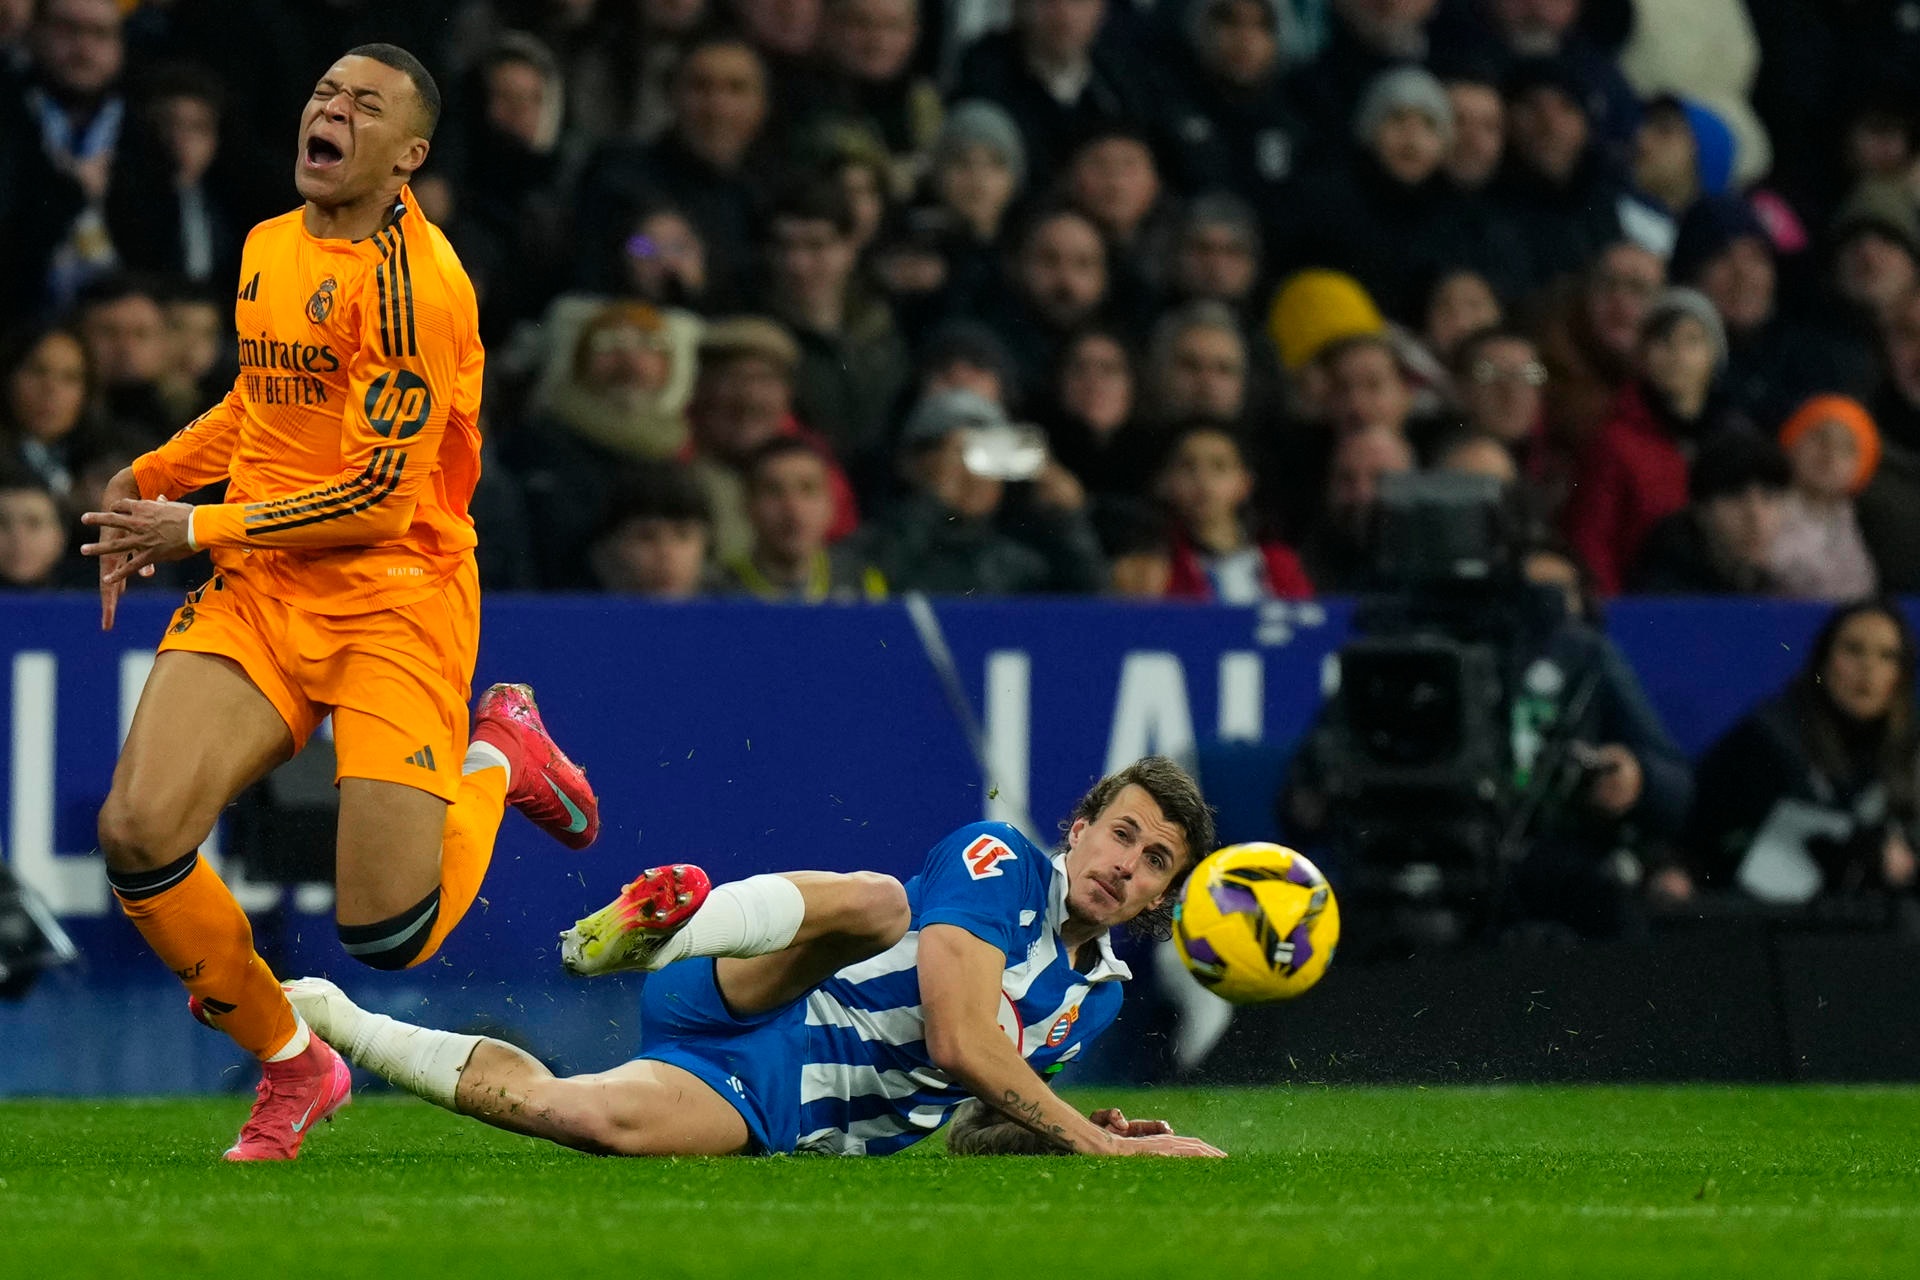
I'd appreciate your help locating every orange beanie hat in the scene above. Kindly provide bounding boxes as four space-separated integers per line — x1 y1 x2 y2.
1779 394 1881 493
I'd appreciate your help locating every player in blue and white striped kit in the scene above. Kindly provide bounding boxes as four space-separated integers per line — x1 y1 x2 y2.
286 757 1226 1158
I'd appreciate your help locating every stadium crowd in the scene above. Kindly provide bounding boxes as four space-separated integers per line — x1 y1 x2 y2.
6 0 1920 606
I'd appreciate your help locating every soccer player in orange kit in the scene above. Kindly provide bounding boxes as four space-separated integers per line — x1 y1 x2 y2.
79 44 602 1161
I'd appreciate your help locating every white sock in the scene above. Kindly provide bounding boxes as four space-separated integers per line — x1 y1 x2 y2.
464 740 510 784
266 1015 312 1062
646 874 806 970
318 994 482 1111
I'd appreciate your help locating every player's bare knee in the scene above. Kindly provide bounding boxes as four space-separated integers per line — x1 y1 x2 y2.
845 872 910 946
96 789 199 872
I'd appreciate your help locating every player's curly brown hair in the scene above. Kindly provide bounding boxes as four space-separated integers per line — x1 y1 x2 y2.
1062 756 1216 941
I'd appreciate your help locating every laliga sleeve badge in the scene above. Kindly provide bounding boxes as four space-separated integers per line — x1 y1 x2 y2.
306 276 337 324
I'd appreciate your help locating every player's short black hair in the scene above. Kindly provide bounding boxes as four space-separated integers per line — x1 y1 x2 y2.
1066 756 1217 941
345 43 441 140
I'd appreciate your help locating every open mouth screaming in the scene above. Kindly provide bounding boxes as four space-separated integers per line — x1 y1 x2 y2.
304 135 345 170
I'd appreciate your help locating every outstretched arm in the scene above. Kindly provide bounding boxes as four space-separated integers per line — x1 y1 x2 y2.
947 1099 1182 1156
919 924 1223 1158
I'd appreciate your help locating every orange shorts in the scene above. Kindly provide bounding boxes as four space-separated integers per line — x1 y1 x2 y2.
157 560 480 803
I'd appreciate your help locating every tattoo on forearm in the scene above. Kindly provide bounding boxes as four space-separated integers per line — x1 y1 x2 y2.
998 1088 1069 1146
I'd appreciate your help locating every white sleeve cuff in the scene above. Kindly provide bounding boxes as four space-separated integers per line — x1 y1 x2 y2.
186 506 200 552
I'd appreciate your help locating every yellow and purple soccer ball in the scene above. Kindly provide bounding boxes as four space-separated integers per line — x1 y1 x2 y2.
1172 843 1339 1004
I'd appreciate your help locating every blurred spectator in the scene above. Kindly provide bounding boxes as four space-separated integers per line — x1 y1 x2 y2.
1450 324 1549 473
916 100 1026 312
1564 287 1737 596
1421 267 1503 364
813 0 941 193
914 319 1018 408
1861 288 1920 593
1323 333 1414 438
1042 323 1143 495
573 34 772 298
1440 64 1503 193
1299 423 1413 589
1155 421 1312 602
1671 194 1872 431
442 33 580 337
620 0 715 142
1631 431 1790 596
1096 495 1172 598
1264 267 1388 411
1464 0 1640 150
1 323 94 501
1145 302 1249 425
1537 237 1662 444
684 316 859 564
1064 124 1172 300
737 0 826 79
73 274 173 438
618 204 711 312
1772 395 1881 602
975 206 1113 393
1170 0 1306 211
765 181 909 478
1829 184 1920 335
1493 56 1626 288
105 66 243 291
1281 65 1523 320
723 437 886 600
1171 193 1264 318
0 471 66 589
587 461 718 598
1291 0 1441 144
155 285 226 431
1684 601 1920 903
868 388 1105 594
811 125 894 253
542 302 693 461
514 302 702 588
450 0 636 145
0 0 128 315
1616 0 1769 185
1630 94 1735 222
951 0 1158 179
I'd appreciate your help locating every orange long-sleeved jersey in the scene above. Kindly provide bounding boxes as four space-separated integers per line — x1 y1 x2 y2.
132 185 484 615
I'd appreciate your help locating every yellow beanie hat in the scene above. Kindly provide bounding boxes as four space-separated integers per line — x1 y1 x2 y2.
1266 270 1386 372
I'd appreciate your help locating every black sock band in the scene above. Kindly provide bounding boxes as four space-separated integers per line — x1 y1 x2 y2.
337 888 442 970
107 849 200 901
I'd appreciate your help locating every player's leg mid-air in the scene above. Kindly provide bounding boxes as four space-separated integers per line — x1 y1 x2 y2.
100 669 599 1162
288 868 899 1155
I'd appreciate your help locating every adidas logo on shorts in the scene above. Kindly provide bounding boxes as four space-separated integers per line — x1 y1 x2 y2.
403 746 438 770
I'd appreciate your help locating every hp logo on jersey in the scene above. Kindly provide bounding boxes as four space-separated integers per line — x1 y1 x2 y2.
364 370 432 439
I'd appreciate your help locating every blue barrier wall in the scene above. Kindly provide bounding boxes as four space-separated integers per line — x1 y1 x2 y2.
0 593 1847 1094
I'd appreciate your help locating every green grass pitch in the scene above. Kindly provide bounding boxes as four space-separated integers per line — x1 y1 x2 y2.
3 1086 1917 1278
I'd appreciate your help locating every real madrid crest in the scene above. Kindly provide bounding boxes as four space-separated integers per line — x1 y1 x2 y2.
306 276 337 324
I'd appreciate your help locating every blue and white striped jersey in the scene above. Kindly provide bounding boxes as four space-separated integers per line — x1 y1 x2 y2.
792 821 1130 1155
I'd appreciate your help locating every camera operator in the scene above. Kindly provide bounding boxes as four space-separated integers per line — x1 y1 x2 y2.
1680 600 1920 907
1284 479 1692 943
1504 543 1694 937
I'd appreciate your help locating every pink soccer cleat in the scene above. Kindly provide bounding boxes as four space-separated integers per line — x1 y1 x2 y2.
222 1035 353 1162
472 682 601 850
557 864 711 977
